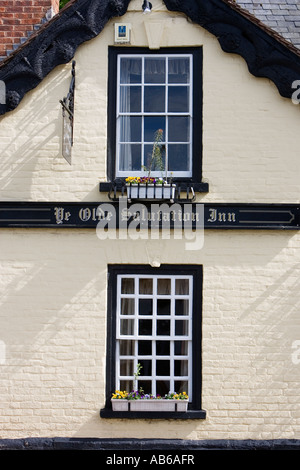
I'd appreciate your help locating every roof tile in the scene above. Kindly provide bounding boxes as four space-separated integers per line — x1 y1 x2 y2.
235 0 300 47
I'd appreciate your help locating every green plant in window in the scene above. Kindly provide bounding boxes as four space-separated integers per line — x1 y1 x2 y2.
125 129 167 185
134 362 143 386
132 362 145 397
145 128 165 180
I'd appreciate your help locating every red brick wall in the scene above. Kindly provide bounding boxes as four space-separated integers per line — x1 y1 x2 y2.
0 0 59 58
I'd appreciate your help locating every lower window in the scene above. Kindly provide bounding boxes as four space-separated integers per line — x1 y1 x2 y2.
102 265 204 418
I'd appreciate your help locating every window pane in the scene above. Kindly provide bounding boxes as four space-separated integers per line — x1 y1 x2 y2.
144 116 166 142
139 319 152 335
168 144 189 172
145 58 166 83
138 340 152 355
139 298 153 315
119 340 135 355
175 380 188 394
157 299 170 315
168 116 190 142
119 116 142 142
157 278 171 295
174 341 188 356
139 278 153 294
120 359 134 376
175 299 189 316
175 320 189 336
156 380 170 396
139 359 152 376
156 341 170 356
120 86 141 112
120 319 134 336
175 359 188 376
120 379 133 391
137 380 151 394
120 57 142 84
176 278 190 295
121 278 135 294
157 319 170 336
119 144 141 171
156 360 170 376
168 86 189 112
121 298 135 315
144 86 165 112
168 57 190 84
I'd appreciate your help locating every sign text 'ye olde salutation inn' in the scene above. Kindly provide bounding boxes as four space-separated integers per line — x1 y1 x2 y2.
0 202 298 230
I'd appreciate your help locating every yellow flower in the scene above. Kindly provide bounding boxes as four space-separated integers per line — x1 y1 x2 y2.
112 389 128 399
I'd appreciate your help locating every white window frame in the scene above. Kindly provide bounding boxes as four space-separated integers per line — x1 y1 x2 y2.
115 274 193 400
115 54 193 179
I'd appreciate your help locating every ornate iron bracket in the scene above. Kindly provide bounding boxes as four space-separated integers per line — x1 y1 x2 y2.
60 60 76 165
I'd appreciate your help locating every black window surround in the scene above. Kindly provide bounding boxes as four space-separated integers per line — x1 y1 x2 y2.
99 46 209 195
100 264 206 419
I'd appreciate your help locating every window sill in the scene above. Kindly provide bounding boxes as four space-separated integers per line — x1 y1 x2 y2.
100 408 206 419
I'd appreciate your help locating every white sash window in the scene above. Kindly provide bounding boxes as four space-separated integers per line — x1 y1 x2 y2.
116 54 193 179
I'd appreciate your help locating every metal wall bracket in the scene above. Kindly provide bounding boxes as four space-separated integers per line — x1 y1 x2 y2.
60 60 76 165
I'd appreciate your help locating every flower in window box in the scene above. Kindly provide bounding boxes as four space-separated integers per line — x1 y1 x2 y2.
111 390 128 399
165 391 189 400
125 176 163 185
111 390 129 411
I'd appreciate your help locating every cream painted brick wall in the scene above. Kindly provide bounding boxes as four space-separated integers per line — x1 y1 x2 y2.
0 1 299 203
0 230 299 439
0 0 299 440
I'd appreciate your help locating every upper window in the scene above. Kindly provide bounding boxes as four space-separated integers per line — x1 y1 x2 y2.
107 48 203 184
116 54 193 179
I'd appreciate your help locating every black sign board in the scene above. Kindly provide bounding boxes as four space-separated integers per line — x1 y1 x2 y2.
0 202 298 230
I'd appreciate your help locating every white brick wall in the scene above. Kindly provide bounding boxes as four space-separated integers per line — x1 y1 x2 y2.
0 230 299 439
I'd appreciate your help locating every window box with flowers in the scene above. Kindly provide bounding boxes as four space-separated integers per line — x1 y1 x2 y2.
125 177 176 201
111 364 189 412
111 390 189 412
